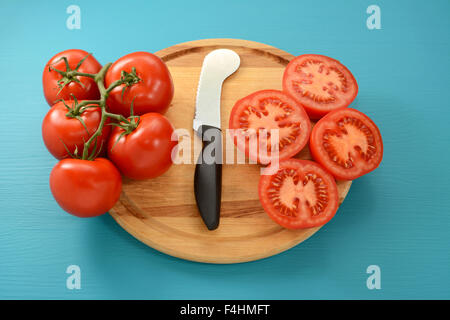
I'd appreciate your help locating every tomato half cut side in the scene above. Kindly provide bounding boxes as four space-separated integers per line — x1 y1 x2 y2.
310 108 383 180
259 159 339 229
283 54 358 119
229 90 311 164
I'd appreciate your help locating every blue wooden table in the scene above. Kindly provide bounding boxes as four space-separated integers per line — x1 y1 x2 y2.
0 0 449 299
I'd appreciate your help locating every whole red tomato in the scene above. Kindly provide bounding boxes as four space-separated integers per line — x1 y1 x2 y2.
108 113 177 179
105 52 174 117
49 158 122 217
43 49 102 106
42 100 111 159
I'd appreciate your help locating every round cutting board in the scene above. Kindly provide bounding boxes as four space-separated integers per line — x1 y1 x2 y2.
109 39 352 264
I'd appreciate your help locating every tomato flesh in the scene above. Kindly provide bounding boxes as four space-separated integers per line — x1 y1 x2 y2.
283 54 358 119
310 108 383 180
259 159 339 229
229 90 311 164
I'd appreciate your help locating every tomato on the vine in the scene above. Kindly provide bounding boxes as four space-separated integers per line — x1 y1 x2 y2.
43 49 102 106
107 113 177 179
283 54 358 119
229 90 311 164
259 159 339 229
310 108 383 180
49 158 122 217
42 100 111 159
105 52 174 117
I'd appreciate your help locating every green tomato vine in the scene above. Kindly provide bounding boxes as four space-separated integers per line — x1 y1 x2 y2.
50 55 141 160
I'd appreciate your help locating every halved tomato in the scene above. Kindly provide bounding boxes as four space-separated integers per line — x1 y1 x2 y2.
310 108 383 180
283 54 358 119
229 90 311 164
259 159 339 229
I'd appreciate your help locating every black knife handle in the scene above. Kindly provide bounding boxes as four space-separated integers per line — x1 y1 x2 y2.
194 125 222 230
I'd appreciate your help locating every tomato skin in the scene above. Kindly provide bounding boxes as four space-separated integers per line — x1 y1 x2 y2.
42 101 111 160
310 108 383 180
283 54 358 119
229 89 311 164
49 158 122 217
259 159 339 229
105 52 174 117
42 49 101 106
107 113 177 180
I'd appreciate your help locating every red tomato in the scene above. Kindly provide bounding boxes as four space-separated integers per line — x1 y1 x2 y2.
310 108 383 180
229 90 311 164
259 159 339 229
283 54 358 119
43 49 102 106
49 158 122 217
108 113 177 179
42 100 111 159
105 52 174 117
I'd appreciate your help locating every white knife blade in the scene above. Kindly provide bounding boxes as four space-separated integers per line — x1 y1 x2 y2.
193 49 240 133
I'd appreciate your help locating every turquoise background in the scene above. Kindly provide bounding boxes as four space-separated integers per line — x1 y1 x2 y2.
0 0 449 299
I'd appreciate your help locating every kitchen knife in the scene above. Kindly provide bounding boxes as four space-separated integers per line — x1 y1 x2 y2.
193 49 240 230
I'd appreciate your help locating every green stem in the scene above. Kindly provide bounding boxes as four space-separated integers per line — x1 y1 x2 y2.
82 110 108 160
81 64 112 160
76 100 101 110
95 63 112 93
80 62 140 160
67 70 96 79
105 79 124 94
104 111 129 123
51 55 141 160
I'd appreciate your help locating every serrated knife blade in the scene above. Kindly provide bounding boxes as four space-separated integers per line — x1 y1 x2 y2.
193 49 240 133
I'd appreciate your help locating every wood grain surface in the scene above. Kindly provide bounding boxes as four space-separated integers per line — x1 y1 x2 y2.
109 39 352 264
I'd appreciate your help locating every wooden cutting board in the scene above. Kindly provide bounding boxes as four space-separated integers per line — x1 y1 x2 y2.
109 39 352 264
